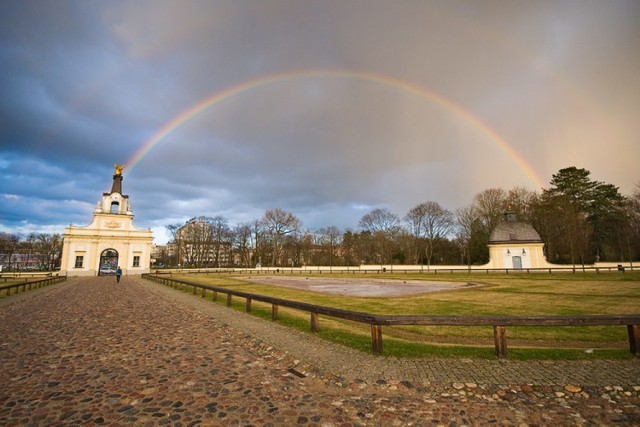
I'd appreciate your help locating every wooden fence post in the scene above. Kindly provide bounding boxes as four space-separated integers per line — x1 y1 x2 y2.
310 312 319 332
494 325 507 358
628 324 640 356
226 293 232 307
371 325 383 355
272 304 279 320
246 298 252 313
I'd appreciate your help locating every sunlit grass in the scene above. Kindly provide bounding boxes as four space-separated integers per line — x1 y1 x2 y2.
160 272 640 359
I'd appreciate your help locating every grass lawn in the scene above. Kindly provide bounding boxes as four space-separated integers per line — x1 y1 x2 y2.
162 271 640 359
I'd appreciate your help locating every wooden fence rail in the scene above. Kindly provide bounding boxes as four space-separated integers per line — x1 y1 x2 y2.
142 274 640 358
0 276 67 297
150 265 637 276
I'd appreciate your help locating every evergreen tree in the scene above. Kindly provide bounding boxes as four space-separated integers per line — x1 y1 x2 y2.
542 167 626 263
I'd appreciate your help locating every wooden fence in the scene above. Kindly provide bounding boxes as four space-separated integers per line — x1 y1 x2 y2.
0 272 61 282
151 265 636 276
142 274 640 358
0 276 67 297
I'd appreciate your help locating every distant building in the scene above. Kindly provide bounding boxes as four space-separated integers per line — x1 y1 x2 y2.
151 243 177 267
486 211 552 269
59 164 154 276
175 217 232 267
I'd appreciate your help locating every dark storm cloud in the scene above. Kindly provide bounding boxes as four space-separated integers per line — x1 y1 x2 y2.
1 1 639 242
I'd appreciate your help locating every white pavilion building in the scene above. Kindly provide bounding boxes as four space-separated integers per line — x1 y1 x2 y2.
485 211 553 270
59 164 154 276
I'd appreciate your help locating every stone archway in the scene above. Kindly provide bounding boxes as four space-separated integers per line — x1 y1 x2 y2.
99 249 119 275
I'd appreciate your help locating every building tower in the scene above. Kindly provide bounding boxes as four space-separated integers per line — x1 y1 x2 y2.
59 164 154 276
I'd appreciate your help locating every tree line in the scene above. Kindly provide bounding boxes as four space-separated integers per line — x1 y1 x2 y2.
0 232 63 272
1 166 636 271
159 167 640 268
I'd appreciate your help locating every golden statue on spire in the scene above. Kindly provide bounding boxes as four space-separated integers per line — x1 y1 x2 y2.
114 163 126 176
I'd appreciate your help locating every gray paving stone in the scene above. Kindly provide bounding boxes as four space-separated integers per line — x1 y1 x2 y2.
0 275 638 426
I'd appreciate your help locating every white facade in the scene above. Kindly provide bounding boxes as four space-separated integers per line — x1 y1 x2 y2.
484 212 554 270
486 241 553 269
59 166 154 276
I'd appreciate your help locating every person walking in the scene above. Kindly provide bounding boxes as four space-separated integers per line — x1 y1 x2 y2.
115 266 122 282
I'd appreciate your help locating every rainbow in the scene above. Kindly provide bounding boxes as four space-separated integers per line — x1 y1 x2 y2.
127 69 545 188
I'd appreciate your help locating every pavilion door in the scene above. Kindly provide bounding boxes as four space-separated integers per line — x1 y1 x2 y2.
512 256 522 270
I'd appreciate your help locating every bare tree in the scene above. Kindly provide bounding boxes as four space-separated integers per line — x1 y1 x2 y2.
261 208 301 266
505 186 537 223
359 208 401 264
35 233 63 270
459 188 508 263
297 230 316 266
340 230 361 266
317 226 342 268
405 201 454 268
250 219 266 267
359 208 400 233
455 206 476 266
0 232 62 271
165 223 183 266
0 232 21 271
210 215 231 267
233 222 253 267
471 188 507 235
173 217 215 267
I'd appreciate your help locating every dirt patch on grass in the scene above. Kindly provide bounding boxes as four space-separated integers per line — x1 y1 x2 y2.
241 276 480 296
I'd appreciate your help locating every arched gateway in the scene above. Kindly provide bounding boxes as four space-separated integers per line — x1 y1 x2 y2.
60 164 154 276
99 249 119 275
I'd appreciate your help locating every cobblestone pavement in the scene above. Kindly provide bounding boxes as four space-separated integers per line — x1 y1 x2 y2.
0 276 638 426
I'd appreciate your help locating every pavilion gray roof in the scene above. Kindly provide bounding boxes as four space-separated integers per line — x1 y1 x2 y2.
489 213 542 243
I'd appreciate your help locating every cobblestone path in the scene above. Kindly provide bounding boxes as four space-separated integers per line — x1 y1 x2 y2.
0 276 638 426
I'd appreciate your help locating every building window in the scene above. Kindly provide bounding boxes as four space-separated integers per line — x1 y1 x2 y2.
75 256 84 268
133 256 140 267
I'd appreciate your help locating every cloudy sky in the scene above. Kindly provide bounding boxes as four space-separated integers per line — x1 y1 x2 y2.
1 1 639 244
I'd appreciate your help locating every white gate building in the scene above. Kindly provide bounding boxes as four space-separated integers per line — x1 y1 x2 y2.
59 164 154 276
